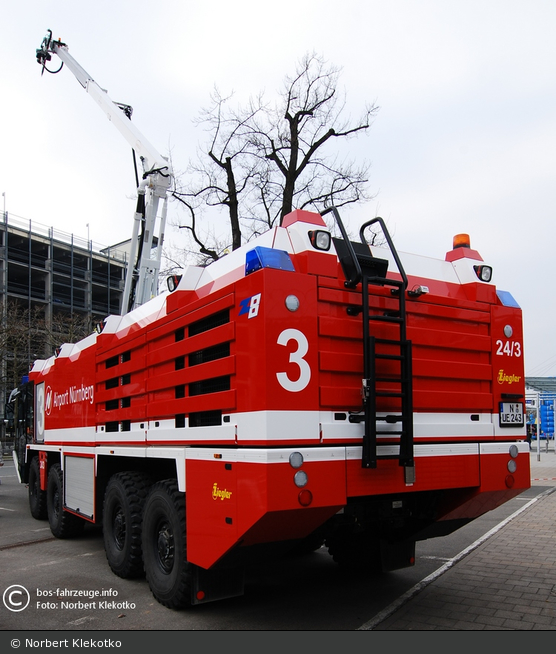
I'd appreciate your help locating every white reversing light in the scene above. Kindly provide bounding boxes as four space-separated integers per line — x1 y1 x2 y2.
289 452 304 468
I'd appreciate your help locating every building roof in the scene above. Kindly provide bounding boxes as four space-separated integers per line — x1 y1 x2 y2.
526 377 556 394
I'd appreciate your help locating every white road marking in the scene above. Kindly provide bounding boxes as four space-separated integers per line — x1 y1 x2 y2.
357 487 556 630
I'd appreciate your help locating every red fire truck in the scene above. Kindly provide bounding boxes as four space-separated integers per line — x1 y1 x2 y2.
9 205 529 607
7 31 529 610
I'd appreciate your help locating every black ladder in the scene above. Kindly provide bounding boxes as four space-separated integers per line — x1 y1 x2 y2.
324 208 415 480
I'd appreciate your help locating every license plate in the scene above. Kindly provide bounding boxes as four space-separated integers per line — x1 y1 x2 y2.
499 402 524 428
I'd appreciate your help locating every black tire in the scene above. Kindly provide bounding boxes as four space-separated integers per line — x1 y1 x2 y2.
142 480 192 609
325 531 383 574
103 471 152 579
289 529 326 556
46 463 85 539
28 456 47 520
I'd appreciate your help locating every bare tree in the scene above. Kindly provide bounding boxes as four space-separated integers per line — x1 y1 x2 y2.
0 300 92 449
172 52 378 262
0 301 91 395
46 310 90 353
250 52 378 225
0 300 35 392
172 88 262 263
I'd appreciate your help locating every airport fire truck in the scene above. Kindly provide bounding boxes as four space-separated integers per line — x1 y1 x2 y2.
7 31 529 609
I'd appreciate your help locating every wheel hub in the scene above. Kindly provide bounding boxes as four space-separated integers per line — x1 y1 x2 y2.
156 520 175 573
52 489 60 519
113 508 126 550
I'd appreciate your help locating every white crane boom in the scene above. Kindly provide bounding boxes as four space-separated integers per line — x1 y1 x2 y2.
36 29 173 313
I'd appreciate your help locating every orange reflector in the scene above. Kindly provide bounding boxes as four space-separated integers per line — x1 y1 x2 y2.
453 233 471 249
214 453 222 459
298 490 313 507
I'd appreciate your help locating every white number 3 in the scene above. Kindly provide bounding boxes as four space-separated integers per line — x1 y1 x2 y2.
276 329 311 392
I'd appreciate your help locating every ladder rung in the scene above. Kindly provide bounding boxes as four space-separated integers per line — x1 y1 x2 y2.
368 315 403 324
375 353 403 361
361 274 404 289
377 415 403 423
376 338 408 346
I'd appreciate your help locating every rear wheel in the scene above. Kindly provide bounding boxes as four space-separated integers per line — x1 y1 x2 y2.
142 480 192 609
103 471 152 578
46 463 85 539
326 531 383 574
28 456 47 520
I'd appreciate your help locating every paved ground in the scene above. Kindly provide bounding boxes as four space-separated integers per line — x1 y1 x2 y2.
361 447 556 630
2 445 554 632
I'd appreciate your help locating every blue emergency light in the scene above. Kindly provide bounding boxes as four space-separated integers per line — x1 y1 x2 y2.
496 290 520 308
245 247 295 275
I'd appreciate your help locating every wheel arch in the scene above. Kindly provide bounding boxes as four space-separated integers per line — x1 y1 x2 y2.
96 454 183 523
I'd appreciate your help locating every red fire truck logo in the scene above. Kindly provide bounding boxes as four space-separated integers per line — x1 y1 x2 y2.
45 386 52 416
238 293 262 319
45 384 94 414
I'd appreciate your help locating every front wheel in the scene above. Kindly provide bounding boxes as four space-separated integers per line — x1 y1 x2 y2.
142 480 192 609
46 463 85 539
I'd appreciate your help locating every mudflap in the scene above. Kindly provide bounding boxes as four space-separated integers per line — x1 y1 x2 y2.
380 538 416 572
39 451 48 491
191 563 245 605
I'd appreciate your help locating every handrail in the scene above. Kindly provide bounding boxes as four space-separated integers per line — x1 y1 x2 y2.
322 206 363 288
359 217 409 291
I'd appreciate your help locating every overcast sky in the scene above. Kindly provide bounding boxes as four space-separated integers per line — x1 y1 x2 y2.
1 1 555 377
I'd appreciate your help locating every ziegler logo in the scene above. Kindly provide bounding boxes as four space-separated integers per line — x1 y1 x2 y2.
498 370 521 385
212 483 232 501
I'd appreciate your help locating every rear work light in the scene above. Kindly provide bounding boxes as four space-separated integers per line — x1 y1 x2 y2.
308 230 331 251
473 264 493 282
167 274 182 292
